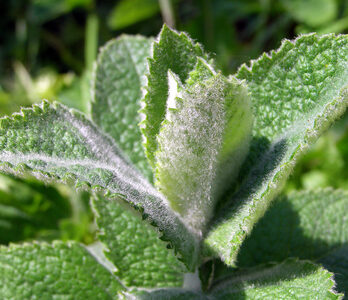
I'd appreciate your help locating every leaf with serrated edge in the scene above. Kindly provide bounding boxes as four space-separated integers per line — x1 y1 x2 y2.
121 259 342 299
91 35 153 181
321 245 348 297
205 33 348 266
210 259 342 299
92 194 185 288
155 58 252 236
237 189 348 295
0 101 199 270
0 241 124 299
140 24 209 168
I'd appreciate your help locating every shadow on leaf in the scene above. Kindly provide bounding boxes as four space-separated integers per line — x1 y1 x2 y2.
236 196 348 295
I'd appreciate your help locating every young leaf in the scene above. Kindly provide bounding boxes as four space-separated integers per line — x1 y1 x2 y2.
210 259 342 299
91 35 153 180
155 59 252 235
92 194 185 288
0 241 124 299
237 189 348 295
205 33 348 265
0 101 199 270
141 24 209 167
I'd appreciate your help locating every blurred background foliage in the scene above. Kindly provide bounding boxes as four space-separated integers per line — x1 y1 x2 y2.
0 0 348 245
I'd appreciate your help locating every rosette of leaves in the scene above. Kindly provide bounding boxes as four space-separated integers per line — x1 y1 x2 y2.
0 25 348 299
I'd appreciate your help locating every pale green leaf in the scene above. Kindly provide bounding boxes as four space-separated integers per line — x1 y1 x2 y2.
91 35 153 180
210 259 342 299
141 24 209 167
92 194 185 288
237 189 348 295
0 101 199 270
0 241 124 299
281 0 337 27
205 34 348 266
155 59 252 235
108 0 159 30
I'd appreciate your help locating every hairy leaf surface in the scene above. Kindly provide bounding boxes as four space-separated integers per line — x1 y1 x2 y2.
0 241 124 299
141 24 209 167
93 194 185 288
125 260 341 299
0 101 199 270
238 189 348 295
91 35 153 180
210 259 341 299
155 59 252 235
205 34 348 265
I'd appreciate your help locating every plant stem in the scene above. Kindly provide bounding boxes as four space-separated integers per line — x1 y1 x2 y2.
159 0 175 28
183 269 202 291
85 13 99 71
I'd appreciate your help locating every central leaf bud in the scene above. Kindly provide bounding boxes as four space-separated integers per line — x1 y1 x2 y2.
141 25 253 236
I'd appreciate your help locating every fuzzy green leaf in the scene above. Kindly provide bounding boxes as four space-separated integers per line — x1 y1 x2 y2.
155 59 252 235
281 0 337 27
91 35 153 180
92 194 185 288
0 241 124 299
125 260 341 299
205 34 348 265
210 259 342 299
237 189 348 295
0 101 199 270
141 24 209 167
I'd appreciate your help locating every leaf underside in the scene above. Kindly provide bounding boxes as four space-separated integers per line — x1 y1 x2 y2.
91 35 153 181
205 33 348 266
0 101 199 270
0 241 124 299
